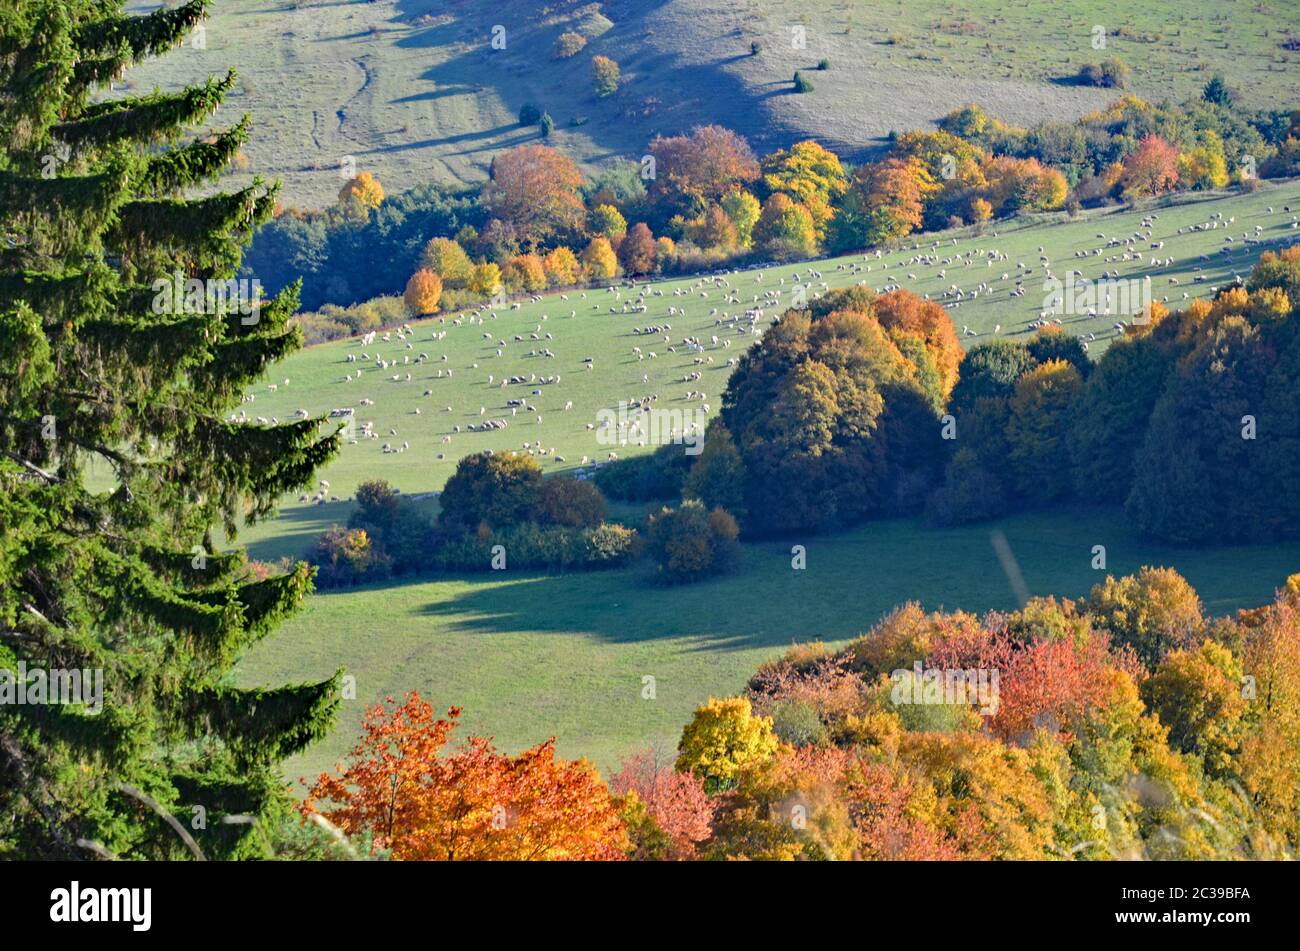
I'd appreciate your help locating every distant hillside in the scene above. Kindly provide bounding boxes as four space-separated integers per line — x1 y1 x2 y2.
121 0 1300 208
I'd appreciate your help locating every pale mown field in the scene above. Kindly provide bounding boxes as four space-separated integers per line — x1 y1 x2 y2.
123 0 1299 207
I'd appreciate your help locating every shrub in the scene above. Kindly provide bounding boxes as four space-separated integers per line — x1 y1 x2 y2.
438 452 543 532
554 31 587 59
518 102 542 126
592 443 694 501
793 71 814 93
645 500 741 584
539 112 555 137
817 58 830 70
310 527 391 587
531 477 608 529
430 522 636 572
348 479 433 575
592 55 621 97
1077 58 1130 88
750 40 761 55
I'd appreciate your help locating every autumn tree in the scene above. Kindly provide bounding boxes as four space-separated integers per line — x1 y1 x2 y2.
484 144 586 246
1143 641 1246 776
693 204 739 251
720 189 762 247
419 237 473 287
339 170 384 217
303 693 628 860
828 158 924 253
1118 134 1180 200
542 246 581 286
1005 358 1083 504
468 261 503 297
580 236 619 280
589 203 628 244
753 192 817 259
501 253 547 293
609 749 714 859
403 268 443 315
761 140 847 239
592 55 620 97
1178 131 1230 190
617 222 658 275
677 696 780 793
1086 567 1205 669
648 125 760 216
981 155 1068 215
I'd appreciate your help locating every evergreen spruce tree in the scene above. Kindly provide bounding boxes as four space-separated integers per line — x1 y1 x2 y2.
0 0 342 858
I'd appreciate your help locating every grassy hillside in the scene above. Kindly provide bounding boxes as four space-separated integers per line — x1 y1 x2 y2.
230 178 1300 558
236 506 1300 783
120 0 1299 207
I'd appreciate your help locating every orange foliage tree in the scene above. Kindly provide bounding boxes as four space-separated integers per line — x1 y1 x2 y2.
403 268 443 315
302 693 628 860
484 144 586 245
608 749 714 859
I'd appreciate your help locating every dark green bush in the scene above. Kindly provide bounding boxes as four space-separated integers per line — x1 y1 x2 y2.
645 500 740 584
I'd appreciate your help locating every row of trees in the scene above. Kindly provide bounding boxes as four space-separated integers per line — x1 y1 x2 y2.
934 246 1300 543
299 569 1300 859
310 463 630 586
244 93 1298 317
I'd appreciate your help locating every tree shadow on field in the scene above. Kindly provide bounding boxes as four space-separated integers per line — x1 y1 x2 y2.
411 507 1300 650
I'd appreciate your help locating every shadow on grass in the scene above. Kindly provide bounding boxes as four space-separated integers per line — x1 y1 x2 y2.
402 506 1300 651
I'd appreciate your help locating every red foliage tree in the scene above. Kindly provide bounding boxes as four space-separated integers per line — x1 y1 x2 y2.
608 749 715 859
649 124 760 212
1119 134 1181 199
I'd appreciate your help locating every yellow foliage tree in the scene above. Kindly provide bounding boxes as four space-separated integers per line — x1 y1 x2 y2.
677 696 779 793
420 237 473 287
580 236 619 280
1178 132 1230 190
339 171 384 212
468 261 503 298
501 253 548 292
543 246 581 286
